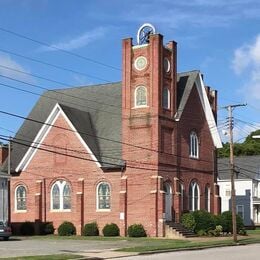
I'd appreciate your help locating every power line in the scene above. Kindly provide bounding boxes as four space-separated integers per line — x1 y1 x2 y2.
0 135 213 174
0 109 216 164
0 48 112 83
0 26 121 71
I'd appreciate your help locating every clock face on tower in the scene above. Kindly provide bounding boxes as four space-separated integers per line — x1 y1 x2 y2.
134 56 147 71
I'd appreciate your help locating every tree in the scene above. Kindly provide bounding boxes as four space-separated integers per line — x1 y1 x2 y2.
218 130 260 157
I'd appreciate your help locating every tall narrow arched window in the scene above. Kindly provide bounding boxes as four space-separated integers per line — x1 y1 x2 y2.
205 185 210 212
15 185 27 211
189 181 200 211
97 182 111 210
162 87 170 109
179 182 184 213
135 86 147 107
189 131 199 158
51 180 71 211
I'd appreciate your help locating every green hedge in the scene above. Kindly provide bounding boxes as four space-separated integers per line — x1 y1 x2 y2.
20 221 35 236
181 210 244 236
127 224 147 237
83 222 99 236
58 221 76 236
102 223 120 237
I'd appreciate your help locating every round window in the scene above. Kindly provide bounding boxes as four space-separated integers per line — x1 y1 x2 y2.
134 56 147 71
164 57 171 73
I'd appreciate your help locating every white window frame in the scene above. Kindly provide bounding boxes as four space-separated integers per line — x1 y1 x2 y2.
134 86 148 108
236 205 244 219
205 186 210 212
189 181 200 211
96 182 111 212
50 180 71 212
189 131 199 158
15 185 27 212
162 87 170 109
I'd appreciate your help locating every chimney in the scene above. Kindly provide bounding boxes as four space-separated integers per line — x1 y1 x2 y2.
0 144 8 165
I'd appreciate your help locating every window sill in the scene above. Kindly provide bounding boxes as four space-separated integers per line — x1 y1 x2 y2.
96 209 111 212
50 209 71 213
189 156 199 160
132 105 149 109
14 210 27 213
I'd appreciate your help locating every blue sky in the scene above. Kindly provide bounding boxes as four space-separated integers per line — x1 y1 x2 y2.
0 0 260 143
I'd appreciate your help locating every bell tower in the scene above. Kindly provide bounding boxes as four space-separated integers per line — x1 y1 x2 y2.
122 24 177 166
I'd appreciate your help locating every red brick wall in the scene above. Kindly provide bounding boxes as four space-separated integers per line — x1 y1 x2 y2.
0 145 8 165
10 113 122 235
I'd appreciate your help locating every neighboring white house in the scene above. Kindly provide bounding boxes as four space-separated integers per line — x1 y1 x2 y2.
218 155 260 226
0 172 9 223
0 144 9 223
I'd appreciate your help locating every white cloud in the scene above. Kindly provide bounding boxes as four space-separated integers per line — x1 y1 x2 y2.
232 34 260 102
122 0 260 29
0 54 33 82
40 27 107 52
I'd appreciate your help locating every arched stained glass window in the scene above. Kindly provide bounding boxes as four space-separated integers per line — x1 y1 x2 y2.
189 181 200 211
190 131 199 158
97 182 111 210
135 86 147 107
205 185 210 212
15 185 27 211
51 180 71 211
162 87 170 109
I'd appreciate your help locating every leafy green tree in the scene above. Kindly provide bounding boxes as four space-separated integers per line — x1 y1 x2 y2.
218 130 260 157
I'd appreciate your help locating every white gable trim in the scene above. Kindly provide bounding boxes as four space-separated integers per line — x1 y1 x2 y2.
195 74 222 148
174 73 222 148
16 103 101 172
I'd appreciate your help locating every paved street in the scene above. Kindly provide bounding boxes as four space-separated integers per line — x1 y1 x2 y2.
0 237 137 258
117 244 260 260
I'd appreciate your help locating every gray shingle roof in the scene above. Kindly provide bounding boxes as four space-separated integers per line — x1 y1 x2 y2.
218 155 260 180
4 71 204 173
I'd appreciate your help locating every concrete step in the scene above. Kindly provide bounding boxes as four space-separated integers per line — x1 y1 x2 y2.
165 222 197 239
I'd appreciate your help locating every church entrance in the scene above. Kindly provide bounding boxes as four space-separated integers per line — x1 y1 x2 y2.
164 182 172 221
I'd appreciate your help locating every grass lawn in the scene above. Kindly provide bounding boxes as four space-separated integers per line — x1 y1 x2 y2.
20 228 260 254
0 254 83 260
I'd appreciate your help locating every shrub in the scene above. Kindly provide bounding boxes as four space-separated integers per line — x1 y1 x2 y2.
57 221 76 236
83 222 99 236
197 229 207 236
220 211 244 234
20 221 34 236
43 222 55 235
214 225 223 236
127 224 147 237
181 213 195 231
102 223 120 237
238 228 247 236
192 210 215 233
207 229 217 237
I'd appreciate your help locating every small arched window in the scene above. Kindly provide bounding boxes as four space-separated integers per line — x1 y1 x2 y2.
205 185 210 212
162 87 170 109
97 182 111 210
189 181 200 211
135 86 147 107
189 131 199 158
51 180 71 211
15 185 27 211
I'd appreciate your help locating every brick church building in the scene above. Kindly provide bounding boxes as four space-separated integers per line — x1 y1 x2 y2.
6 24 222 237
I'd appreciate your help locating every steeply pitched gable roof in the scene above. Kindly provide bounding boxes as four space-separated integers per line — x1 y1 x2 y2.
175 70 222 149
5 71 222 173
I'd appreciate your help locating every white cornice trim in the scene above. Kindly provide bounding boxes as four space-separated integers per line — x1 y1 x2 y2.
16 103 101 172
196 74 222 148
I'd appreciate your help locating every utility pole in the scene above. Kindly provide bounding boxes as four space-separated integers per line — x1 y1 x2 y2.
224 104 246 242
